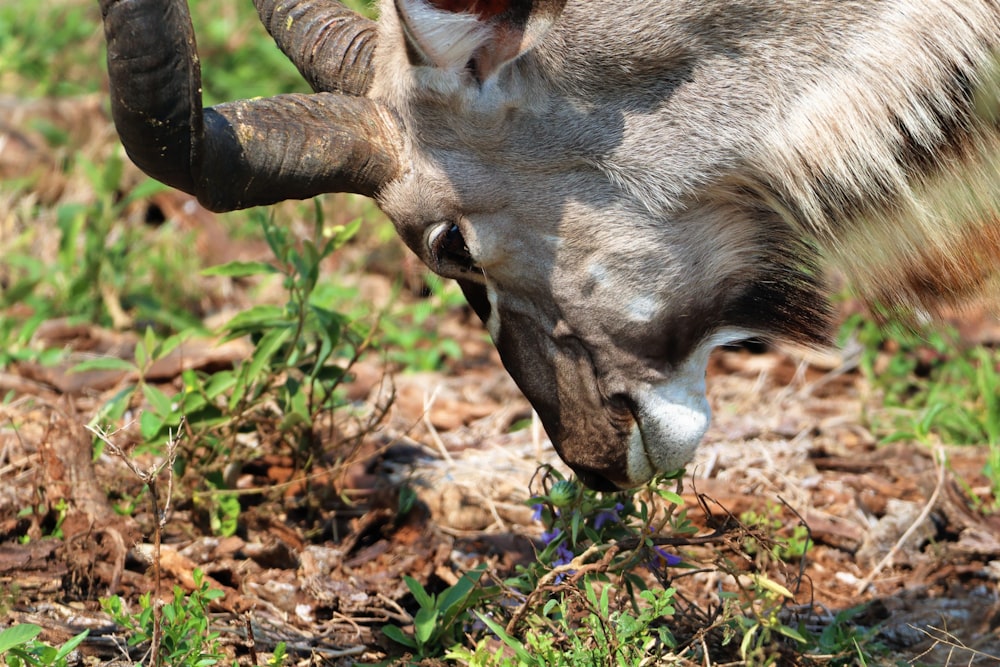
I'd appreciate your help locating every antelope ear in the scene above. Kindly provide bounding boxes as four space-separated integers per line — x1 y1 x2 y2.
394 0 565 81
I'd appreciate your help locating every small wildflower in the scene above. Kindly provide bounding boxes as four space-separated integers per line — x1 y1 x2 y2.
648 545 683 570
592 502 625 530
642 524 683 570
551 540 575 583
531 504 544 522
539 527 575 581
553 541 575 567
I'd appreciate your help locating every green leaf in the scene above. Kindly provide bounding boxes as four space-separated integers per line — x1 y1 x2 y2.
382 625 417 649
89 385 137 429
542 598 560 617
292 241 320 291
203 371 238 400
413 606 439 646
52 629 89 661
403 575 435 610
324 217 362 251
1 275 42 306
570 510 582 546
752 573 794 599
0 624 41 653
154 331 190 361
134 340 149 372
659 490 684 505
142 384 175 418
122 177 168 204
776 624 809 644
139 411 165 441
32 644 59 663
438 565 484 613
243 327 292 385
739 622 759 660
179 390 207 414
70 357 135 374
281 385 311 430
475 613 535 665
220 305 286 336
227 366 250 411
202 260 279 278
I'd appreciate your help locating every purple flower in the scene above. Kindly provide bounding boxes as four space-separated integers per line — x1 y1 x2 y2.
648 545 683 570
539 527 575 581
531 504 544 521
592 503 625 530
553 541 575 567
551 541 575 583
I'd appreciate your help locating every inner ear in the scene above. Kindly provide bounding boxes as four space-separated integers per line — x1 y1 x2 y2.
426 0 512 21
394 0 566 80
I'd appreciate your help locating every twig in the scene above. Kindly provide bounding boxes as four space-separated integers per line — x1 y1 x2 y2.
910 624 1000 664
421 386 454 465
504 542 613 635
855 446 947 595
87 418 182 667
615 526 729 551
244 614 259 666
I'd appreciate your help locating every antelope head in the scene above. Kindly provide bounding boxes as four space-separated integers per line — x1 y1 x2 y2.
99 0 1000 489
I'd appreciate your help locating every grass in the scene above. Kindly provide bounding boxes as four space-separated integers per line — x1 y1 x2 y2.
841 311 1000 508
2 0 998 665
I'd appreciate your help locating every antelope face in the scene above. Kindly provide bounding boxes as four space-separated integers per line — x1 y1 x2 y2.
369 0 835 489
379 160 730 488
378 163 817 489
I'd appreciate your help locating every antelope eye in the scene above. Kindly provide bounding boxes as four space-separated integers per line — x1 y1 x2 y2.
427 222 477 272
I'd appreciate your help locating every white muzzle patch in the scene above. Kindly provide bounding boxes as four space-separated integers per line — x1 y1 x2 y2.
623 332 751 485
627 376 711 484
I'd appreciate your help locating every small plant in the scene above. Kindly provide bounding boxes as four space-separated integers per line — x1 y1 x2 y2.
382 565 488 660
82 203 376 533
809 605 887 666
0 624 89 667
378 274 467 372
102 569 227 667
205 205 367 442
741 505 813 561
841 311 1000 509
455 581 680 667
195 205 376 486
441 467 693 665
721 574 807 666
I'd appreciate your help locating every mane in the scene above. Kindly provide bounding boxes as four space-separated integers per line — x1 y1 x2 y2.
747 0 1000 316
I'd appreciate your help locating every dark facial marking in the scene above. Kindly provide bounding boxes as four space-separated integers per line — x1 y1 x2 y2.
458 279 492 323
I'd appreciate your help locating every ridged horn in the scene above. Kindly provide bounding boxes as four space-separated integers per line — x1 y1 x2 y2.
99 0 402 212
254 0 378 96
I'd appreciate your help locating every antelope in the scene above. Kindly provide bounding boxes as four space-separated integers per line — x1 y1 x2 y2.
99 0 1000 490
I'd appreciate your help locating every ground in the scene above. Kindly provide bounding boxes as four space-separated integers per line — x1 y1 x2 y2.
1 95 999 666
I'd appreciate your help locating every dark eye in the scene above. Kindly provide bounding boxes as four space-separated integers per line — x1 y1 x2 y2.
428 223 477 272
